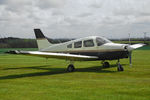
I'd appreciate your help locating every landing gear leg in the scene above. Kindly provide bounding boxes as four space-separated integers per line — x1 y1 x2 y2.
117 59 124 71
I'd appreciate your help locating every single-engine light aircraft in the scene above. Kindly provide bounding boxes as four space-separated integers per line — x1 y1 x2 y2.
7 29 145 72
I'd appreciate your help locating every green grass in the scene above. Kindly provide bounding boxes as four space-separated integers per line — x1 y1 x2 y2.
0 50 150 100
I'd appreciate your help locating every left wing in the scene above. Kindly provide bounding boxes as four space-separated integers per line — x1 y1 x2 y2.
6 50 98 61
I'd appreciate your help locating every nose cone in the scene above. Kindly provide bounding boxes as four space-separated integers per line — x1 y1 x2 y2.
126 46 134 51
123 45 133 51
121 44 134 51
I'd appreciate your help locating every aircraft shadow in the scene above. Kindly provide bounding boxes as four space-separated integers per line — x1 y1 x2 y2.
0 64 126 80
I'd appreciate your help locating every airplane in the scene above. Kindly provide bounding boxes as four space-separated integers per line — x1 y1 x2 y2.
7 29 145 72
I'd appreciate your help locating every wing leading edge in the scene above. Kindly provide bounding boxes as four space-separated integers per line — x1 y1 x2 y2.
7 50 98 61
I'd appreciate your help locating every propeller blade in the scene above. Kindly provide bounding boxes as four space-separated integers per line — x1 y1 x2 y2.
129 51 132 67
124 44 145 67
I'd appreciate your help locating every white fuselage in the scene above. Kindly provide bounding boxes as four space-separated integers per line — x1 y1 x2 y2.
39 36 129 60
41 36 128 53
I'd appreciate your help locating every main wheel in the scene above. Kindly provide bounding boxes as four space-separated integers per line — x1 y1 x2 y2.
103 62 110 68
117 64 124 71
67 64 75 72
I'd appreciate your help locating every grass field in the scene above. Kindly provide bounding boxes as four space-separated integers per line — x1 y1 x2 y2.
0 49 150 100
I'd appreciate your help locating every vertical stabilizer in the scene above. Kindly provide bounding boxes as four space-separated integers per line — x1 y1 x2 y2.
34 29 53 51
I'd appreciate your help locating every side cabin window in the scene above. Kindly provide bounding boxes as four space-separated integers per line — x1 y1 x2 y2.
74 41 82 48
84 39 94 47
67 44 72 48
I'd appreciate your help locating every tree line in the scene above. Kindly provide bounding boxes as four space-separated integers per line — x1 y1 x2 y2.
0 37 73 48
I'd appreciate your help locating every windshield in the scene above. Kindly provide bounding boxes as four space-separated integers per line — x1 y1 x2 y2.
96 37 111 46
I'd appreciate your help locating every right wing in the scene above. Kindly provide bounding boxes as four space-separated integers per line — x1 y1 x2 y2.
6 50 98 61
129 43 145 49
127 43 145 51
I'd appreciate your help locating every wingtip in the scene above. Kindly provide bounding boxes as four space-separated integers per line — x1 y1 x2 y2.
5 50 19 54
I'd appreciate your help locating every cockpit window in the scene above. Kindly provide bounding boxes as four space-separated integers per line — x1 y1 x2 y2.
96 37 111 46
74 41 82 48
84 39 94 47
67 44 72 48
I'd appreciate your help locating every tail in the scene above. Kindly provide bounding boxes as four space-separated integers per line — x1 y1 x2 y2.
34 29 53 50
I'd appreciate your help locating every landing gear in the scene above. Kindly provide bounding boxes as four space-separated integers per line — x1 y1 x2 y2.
117 59 124 71
67 64 75 72
102 61 110 68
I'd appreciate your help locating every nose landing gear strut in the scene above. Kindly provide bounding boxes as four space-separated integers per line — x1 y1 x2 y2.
117 59 124 71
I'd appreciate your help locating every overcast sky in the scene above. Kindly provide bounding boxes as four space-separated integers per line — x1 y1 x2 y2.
0 0 150 39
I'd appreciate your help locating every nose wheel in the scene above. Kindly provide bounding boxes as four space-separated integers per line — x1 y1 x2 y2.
117 63 124 71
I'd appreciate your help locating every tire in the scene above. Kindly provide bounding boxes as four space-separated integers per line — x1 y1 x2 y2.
117 64 124 71
67 64 75 72
103 62 110 68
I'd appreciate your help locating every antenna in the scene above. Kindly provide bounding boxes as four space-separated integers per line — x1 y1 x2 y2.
144 32 146 44
128 33 131 44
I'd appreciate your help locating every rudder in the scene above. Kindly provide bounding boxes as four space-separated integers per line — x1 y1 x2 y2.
34 29 53 51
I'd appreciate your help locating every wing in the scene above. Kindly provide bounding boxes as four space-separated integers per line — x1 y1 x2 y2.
6 50 98 61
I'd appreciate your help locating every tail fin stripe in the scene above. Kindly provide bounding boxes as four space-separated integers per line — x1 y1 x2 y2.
34 29 45 39
34 29 53 51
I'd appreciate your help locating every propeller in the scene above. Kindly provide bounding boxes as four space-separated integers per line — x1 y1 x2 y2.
123 45 132 67
129 51 132 67
125 43 145 67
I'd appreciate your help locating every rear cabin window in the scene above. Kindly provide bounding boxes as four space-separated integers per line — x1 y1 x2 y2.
67 44 72 48
74 41 82 48
84 40 94 47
